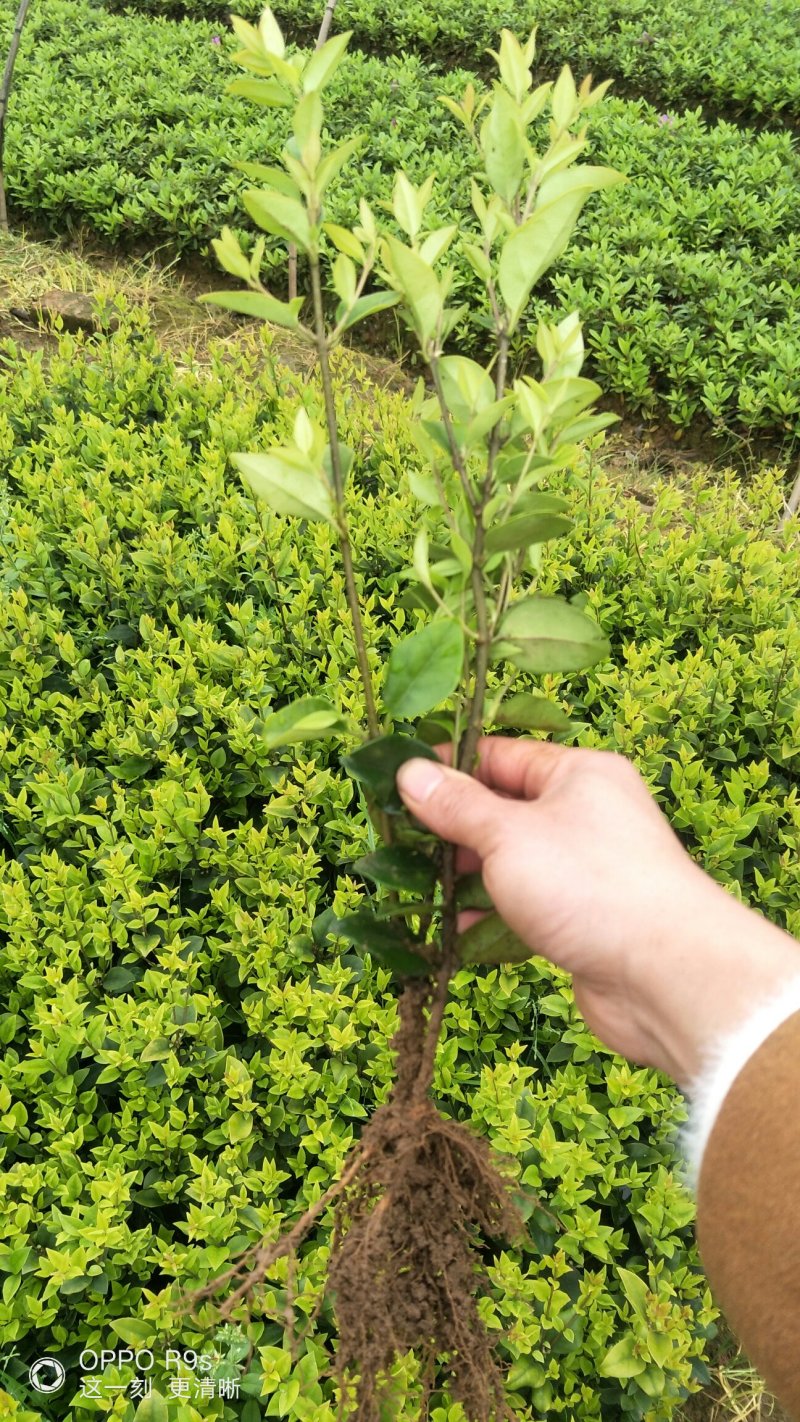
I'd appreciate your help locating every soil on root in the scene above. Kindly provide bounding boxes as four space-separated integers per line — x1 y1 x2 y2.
327 979 526 1422
181 975 527 1422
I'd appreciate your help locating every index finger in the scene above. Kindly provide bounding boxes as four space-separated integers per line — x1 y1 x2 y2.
433 735 576 801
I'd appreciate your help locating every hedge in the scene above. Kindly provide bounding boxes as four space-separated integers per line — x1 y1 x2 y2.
1 309 798 1416
3 0 800 444
95 0 800 129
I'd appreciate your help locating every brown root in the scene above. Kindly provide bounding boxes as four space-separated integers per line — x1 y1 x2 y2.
180 975 526 1422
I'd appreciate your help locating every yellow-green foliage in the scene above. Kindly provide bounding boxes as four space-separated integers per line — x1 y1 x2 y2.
0 312 797 1418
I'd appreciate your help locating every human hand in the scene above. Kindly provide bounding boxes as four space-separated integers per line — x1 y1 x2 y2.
396 738 800 1088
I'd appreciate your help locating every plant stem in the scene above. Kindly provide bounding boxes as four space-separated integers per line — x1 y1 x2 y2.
0 0 33 231
309 253 380 742
458 329 510 774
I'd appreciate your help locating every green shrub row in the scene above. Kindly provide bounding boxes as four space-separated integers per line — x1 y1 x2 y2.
5 0 800 445
96 0 800 128
1 309 798 1417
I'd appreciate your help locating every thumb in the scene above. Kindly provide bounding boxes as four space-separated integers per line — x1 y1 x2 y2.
395 757 508 857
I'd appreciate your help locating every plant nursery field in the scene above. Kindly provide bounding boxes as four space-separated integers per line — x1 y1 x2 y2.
0 0 798 1420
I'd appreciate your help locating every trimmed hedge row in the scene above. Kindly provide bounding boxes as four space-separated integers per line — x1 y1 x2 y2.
1 310 798 1416
96 0 800 128
3 0 800 444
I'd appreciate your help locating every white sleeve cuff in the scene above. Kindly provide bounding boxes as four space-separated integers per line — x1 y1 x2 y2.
679 974 800 1191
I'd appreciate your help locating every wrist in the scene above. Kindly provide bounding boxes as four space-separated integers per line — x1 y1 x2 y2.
628 868 800 1089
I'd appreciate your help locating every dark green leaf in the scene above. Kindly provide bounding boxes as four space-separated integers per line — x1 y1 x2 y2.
102 967 137 995
414 714 455 745
332 913 431 976
353 847 437 893
458 912 531 964
384 620 464 719
494 693 572 732
455 872 493 911
341 734 440 813
312 905 339 948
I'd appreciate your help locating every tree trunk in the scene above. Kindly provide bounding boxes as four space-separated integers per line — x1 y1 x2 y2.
0 0 33 232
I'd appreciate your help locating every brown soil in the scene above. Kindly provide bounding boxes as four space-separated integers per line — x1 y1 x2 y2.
327 979 525 1422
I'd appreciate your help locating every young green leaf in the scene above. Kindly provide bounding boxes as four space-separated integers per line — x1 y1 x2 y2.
199 290 305 330
232 450 335 522
227 77 293 107
301 30 352 93
259 696 348 749
494 692 572 732
484 511 572 554
493 595 610 673
342 734 440 813
384 620 464 719
243 189 311 251
352 847 437 894
337 290 401 334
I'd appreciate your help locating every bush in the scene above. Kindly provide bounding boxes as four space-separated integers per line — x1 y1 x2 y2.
3 0 800 444
0 311 798 1415
96 0 800 128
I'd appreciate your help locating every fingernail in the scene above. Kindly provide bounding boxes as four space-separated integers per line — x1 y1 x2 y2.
396 758 445 803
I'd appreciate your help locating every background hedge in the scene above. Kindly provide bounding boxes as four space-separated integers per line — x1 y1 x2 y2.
0 310 798 1416
3 0 800 444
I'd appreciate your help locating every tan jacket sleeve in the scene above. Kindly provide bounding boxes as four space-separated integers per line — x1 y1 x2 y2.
696 1009 800 1417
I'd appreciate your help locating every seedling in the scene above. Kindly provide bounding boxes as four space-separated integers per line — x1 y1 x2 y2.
186 14 622 1418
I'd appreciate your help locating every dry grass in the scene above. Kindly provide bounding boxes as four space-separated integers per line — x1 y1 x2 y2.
677 1331 791 1422
0 227 413 393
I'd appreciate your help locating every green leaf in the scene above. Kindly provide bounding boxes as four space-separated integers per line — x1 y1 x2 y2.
243 189 311 251
485 511 572 554
646 1329 674 1367
232 160 299 195
112 1318 155 1347
382 237 443 347
140 1038 171 1063
229 1111 254 1143
199 289 304 330
227 76 292 107
341 734 439 813
481 87 526 204
210 225 251 280
599 1335 646 1379
499 165 622 328
134 1390 169 1422
494 693 571 733
458 912 530 964
103 967 137 994
312 905 339 948
324 222 365 261
493 595 610 673
259 696 347 749
455 872 493 911
301 30 351 92
384 620 464 719
618 1266 649 1323
353 847 437 894
338 290 400 333
332 913 430 977
233 450 334 523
